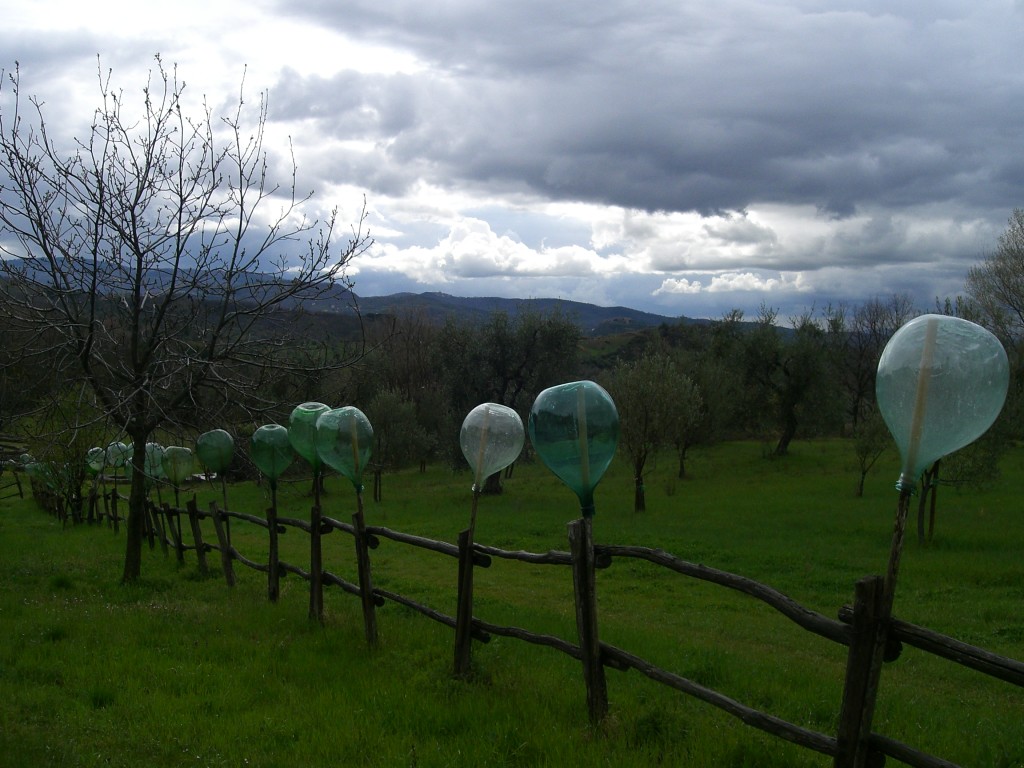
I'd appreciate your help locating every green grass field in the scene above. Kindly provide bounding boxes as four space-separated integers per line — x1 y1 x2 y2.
1 439 1022 767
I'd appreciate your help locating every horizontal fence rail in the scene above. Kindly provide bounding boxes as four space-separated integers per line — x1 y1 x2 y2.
33 486 1023 768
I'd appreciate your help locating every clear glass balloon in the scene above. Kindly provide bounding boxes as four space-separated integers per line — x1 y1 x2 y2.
251 424 295 485
289 402 329 471
876 314 1008 491
528 380 619 516
460 403 525 491
86 447 105 475
105 442 132 469
144 443 165 479
196 429 234 474
161 446 194 486
315 406 374 488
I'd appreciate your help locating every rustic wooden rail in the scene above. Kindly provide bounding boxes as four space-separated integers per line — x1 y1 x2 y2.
74 493 1024 768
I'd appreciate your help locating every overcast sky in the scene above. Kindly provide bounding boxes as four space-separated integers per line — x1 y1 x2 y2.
3 0 1022 321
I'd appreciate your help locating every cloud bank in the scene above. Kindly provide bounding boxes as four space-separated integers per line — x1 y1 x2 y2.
2 0 1020 319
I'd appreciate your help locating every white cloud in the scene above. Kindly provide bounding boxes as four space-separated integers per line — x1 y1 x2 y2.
654 278 703 296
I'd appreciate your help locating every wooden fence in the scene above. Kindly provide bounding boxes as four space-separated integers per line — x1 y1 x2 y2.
35 487 1024 768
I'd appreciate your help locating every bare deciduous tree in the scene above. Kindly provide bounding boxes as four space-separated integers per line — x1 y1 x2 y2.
0 57 372 581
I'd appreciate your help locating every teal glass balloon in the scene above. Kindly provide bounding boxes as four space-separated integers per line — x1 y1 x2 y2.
196 429 234 474
289 402 329 471
144 443 165 480
876 314 1008 491
86 447 105 475
528 380 619 516
161 446 194 486
105 442 132 469
251 424 295 485
460 403 525 491
315 406 374 488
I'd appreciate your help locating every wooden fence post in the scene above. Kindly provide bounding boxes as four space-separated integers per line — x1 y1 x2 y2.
148 501 169 555
568 517 608 725
87 486 97 524
835 575 885 768
142 500 156 550
309 503 324 622
163 502 185 563
353 506 378 647
453 528 475 677
109 491 119 533
267 504 280 602
208 501 236 587
185 496 208 576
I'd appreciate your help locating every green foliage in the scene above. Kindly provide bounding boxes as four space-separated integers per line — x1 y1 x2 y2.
17 387 109 521
2 438 1022 767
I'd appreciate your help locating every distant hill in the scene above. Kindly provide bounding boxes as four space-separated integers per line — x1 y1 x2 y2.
342 292 684 337
0 258 689 338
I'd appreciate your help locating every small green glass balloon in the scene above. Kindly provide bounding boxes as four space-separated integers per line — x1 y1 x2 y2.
86 447 105 475
315 406 374 489
161 446 194 486
251 424 295 486
196 429 234 474
144 443 165 480
460 403 525 491
289 402 329 471
876 314 1009 492
529 380 619 516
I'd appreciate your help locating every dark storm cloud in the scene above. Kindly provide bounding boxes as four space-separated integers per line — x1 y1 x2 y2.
275 0 1024 220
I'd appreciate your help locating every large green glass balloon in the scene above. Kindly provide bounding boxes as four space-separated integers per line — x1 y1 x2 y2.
460 403 524 491
876 314 1008 492
196 429 234 474
315 406 374 488
251 424 295 485
161 446 194 486
144 443 165 480
528 380 619 516
289 402 329 471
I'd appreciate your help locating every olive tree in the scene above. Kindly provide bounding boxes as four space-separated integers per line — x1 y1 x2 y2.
606 351 702 512
966 209 1024 354
0 58 371 581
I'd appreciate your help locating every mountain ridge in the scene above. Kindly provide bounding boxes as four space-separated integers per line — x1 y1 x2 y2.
345 291 690 337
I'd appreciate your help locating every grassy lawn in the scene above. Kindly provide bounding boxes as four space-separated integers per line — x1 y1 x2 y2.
1 439 1022 767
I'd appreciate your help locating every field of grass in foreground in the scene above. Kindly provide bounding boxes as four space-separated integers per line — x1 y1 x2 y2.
1 439 1022 767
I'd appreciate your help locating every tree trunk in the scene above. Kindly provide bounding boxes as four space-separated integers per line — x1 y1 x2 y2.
632 454 647 512
917 461 939 545
926 460 941 543
483 471 503 495
121 435 150 583
774 412 798 456
633 474 646 512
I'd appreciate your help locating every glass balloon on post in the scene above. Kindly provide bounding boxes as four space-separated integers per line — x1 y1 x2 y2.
250 423 295 603
459 403 525 540
875 314 1008 608
251 424 295 492
289 401 331 623
315 406 374 494
316 406 379 643
528 380 619 518
161 446 194 508
197 428 234 517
